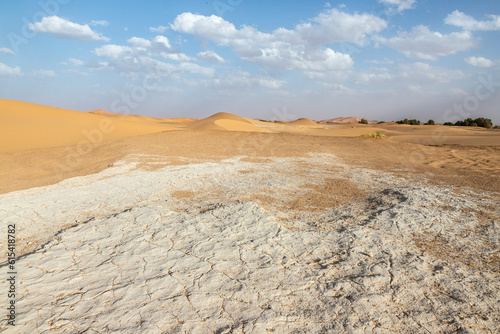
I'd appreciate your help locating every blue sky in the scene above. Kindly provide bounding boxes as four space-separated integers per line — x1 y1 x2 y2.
0 0 499 123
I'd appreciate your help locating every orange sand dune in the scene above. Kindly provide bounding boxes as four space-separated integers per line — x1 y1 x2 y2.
3 99 499 154
0 99 174 152
287 118 322 128
187 112 272 133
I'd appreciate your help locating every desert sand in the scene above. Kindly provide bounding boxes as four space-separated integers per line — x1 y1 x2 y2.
0 99 499 333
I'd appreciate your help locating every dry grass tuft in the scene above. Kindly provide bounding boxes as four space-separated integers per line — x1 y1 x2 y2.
361 132 386 139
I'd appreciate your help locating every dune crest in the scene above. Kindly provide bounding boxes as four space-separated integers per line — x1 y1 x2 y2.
188 112 272 132
88 109 117 116
287 118 322 127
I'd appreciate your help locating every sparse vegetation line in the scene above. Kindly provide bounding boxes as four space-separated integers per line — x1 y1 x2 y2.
361 132 386 139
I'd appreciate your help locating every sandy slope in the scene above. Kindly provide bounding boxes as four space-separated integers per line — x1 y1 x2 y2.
1 128 499 195
286 118 322 127
0 99 174 152
187 112 273 132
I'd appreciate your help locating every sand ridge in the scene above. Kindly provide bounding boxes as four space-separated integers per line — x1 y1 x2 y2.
87 109 119 116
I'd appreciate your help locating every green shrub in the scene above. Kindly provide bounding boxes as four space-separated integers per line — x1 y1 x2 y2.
396 118 420 125
377 121 385 124
443 122 454 126
474 117 493 128
358 118 368 124
425 119 435 125
454 117 492 128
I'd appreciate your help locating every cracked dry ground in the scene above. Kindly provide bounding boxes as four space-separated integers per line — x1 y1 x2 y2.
0 155 499 333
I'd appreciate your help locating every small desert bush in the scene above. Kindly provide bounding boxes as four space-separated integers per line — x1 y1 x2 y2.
358 118 368 124
455 117 492 128
361 131 386 139
440 117 493 128
396 118 420 125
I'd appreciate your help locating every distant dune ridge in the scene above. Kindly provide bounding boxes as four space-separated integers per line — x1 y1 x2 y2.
319 116 377 124
1 99 499 154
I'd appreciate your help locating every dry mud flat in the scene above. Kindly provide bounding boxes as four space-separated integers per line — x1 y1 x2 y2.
0 154 499 333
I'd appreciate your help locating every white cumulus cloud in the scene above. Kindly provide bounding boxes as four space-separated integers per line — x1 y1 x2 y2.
197 51 225 63
0 63 22 76
445 10 500 31
292 9 388 45
150 26 169 33
464 56 495 68
95 35 181 60
375 25 478 60
205 70 284 90
171 9 387 72
172 9 386 46
29 16 110 41
92 36 212 79
94 44 133 59
0 47 15 55
249 46 353 71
